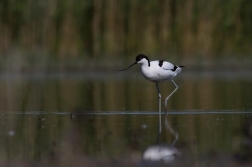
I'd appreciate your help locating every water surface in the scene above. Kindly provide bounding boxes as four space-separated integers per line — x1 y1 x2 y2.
0 71 252 166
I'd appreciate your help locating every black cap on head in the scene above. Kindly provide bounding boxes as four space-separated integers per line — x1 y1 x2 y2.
118 54 150 71
136 54 150 66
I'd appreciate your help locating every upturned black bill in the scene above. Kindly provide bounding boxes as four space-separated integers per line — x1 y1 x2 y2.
118 62 137 71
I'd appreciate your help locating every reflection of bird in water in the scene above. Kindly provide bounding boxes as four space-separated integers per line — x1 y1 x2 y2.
142 113 179 164
142 144 179 164
119 54 184 112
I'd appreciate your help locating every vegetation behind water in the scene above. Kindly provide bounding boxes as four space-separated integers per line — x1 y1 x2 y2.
0 0 252 70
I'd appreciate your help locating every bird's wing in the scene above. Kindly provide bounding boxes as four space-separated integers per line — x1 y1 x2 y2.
160 61 175 71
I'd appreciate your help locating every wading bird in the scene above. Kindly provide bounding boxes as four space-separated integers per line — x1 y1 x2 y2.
119 54 184 113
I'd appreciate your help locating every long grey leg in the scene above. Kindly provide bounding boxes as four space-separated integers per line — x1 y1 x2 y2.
156 83 162 134
156 111 162 143
156 83 161 113
164 80 178 111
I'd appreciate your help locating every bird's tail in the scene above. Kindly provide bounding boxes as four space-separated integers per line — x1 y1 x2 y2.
175 65 184 74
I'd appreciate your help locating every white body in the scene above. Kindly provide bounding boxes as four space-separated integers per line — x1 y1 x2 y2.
138 59 182 83
119 54 183 111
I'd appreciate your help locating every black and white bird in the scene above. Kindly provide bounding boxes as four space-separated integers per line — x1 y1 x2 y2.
119 54 184 112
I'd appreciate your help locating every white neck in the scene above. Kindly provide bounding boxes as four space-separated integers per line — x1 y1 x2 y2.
138 58 150 67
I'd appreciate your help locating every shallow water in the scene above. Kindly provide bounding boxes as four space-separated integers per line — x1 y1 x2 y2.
1 70 252 112
0 71 252 166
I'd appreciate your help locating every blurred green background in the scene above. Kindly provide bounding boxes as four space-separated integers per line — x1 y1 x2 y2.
1 0 252 71
0 1 252 166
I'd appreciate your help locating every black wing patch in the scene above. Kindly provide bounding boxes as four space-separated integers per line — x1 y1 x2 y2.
158 60 164 67
162 65 177 71
171 65 178 71
163 65 184 71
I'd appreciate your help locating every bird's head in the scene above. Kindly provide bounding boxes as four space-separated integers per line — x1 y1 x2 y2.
119 54 150 71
